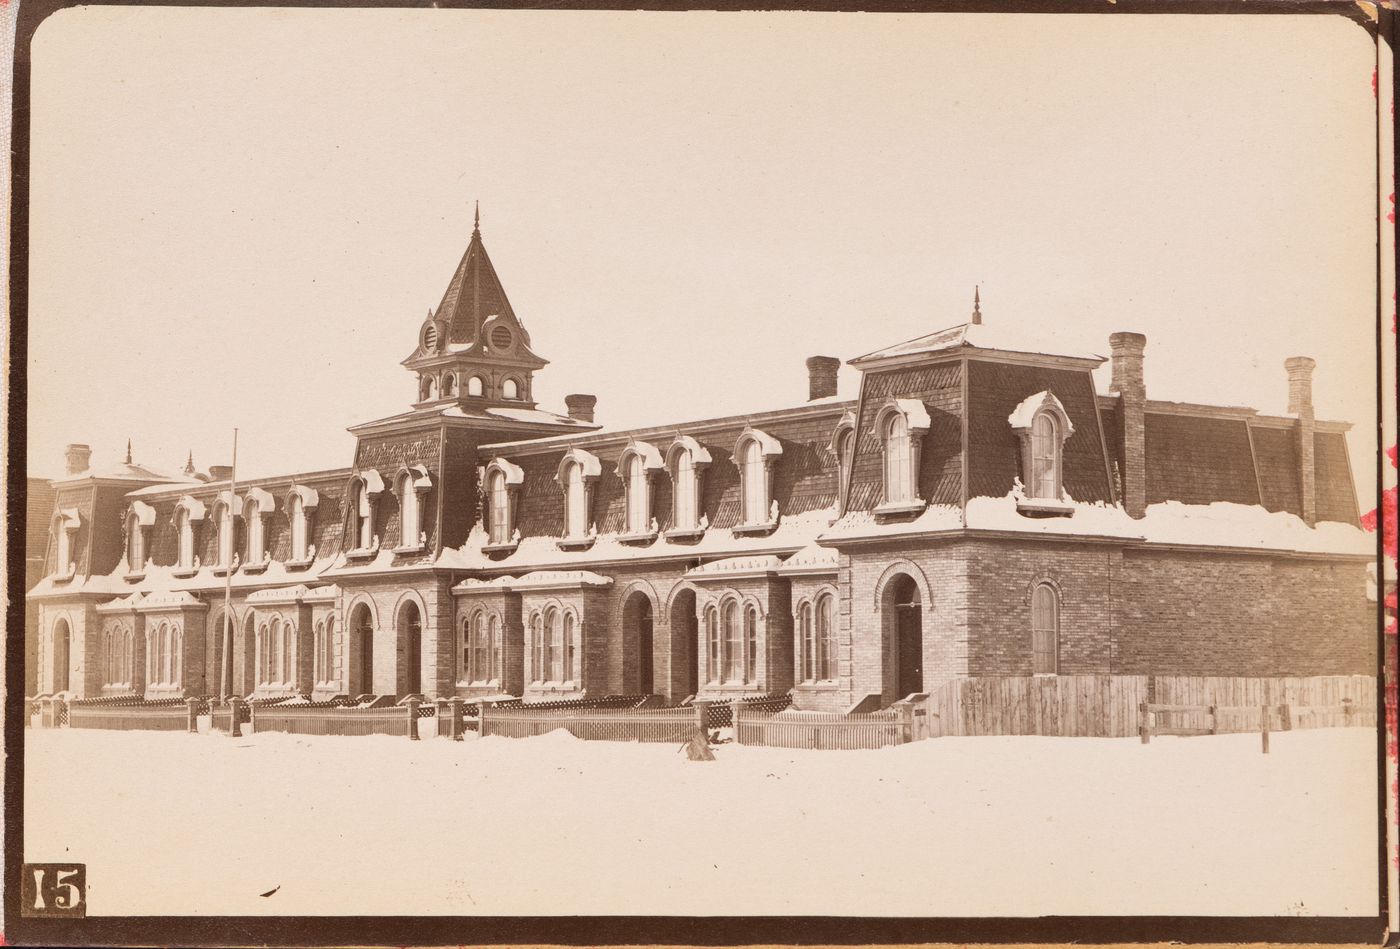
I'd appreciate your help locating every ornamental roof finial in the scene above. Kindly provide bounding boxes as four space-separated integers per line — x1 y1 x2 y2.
971 285 982 326
473 200 480 236
184 451 195 475
125 438 132 465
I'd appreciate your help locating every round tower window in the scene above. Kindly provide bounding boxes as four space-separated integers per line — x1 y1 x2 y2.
490 325 513 351
423 324 439 351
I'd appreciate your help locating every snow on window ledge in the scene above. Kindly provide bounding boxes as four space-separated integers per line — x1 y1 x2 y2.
617 530 659 545
1015 497 1076 518
123 570 146 583
171 566 199 579
874 499 927 518
557 536 596 551
664 526 706 541
242 560 270 575
482 540 519 556
732 520 779 537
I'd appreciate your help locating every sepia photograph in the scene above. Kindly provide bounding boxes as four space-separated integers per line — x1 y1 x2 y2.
6 2 1397 945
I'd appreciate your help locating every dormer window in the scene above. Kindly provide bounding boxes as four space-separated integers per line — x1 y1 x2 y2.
483 458 524 549
124 501 155 576
874 399 931 515
829 412 856 502
733 428 782 533
243 486 275 568
1007 391 1075 511
212 494 241 569
555 448 601 547
346 471 385 555
395 465 432 551
502 378 519 400
172 496 206 573
666 436 712 537
285 485 319 564
618 441 664 538
51 508 81 579
467 376 485 398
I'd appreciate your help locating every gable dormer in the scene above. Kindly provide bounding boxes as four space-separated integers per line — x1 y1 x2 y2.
402 204 548 410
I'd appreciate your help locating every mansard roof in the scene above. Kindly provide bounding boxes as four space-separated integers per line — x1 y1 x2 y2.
851 320 1105 368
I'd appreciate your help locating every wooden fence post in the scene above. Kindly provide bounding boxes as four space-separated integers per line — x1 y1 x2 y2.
730 700 745 746
447 698 465 740
1208 704 1217 736
186 697 201 733
1260 704 1270 754
899 703 916 744
477 700 490 738
227 697 245 738
1139 701 1150 744
406 698 420 740
1281 703 1292 731
1343 697 1353 727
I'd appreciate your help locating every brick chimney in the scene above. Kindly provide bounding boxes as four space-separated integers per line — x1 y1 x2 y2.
64 443 91 476
1285 356 1317 525
805 356 840 401
564 394 597 424
1108 332 1147 518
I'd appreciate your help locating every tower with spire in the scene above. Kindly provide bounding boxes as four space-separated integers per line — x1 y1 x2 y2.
401 203 548 410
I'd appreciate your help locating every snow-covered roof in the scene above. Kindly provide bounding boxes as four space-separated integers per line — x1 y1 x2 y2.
852 321 1105 366
776 543 840 575
135 590 206 612
1007 390 1074 436
452 571 614 593
686 555 785 580
246 584 313 604
52 459 199 486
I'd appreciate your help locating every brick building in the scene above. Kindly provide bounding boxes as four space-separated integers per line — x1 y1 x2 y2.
26 215 1377 710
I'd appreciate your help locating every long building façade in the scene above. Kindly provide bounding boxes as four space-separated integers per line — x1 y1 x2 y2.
27 213 1377 711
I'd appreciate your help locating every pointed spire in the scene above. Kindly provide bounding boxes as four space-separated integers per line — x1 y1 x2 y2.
971 285 982 326
184 451 195 475
125 439 132 464
473 200 480 237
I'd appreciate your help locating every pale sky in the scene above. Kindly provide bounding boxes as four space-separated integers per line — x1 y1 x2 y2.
26 9 1382 493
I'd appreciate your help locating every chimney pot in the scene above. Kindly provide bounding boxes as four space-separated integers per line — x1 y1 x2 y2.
804 356 840 401
564 394 597 424
64 443 91 476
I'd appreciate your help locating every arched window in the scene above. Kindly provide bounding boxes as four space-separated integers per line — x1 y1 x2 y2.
442 372 458 397
243 488 273 565
420 375 437 402
667 437 711 533
530 612 544 683
566 462 587 538
162 623 175 685
874 400 931 511
52 509 80 577
741 441 766 526
563 612 576 683
484 459 523 547
625 454 647 533
489 614 502 682
354 481 372 550
834 424 855 500
398 471 420 549
173 507 197 570
214 499 236 568
1009 391 1074 503
1030 413 1060 500
556 449 600 543
722 600 742 683
549 608 564 682
1031 583 1060 675
704 607 720 685
123 629 133 685
743 605 758 684
735 429 781 529
817 592 837 681
467 375 485 397
125 508 148 572
313 620 326 684
799 602 815 684
502 378 519 400
284 485 318 563
472 612 488 683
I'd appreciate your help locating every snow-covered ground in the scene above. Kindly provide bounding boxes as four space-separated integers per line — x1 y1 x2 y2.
23 727 1379 918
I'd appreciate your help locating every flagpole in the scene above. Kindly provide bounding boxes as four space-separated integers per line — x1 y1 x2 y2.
219 428 238 703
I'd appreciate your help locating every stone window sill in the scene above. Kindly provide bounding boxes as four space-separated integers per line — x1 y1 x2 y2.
731 521 778 537
664 527 706 541
284 557 314 571
393 542 426 555
344 547 378 562
123 571 146 583
52 567 77 584
557 536 595 551
617 530 658 545
242 560 270 575
211 564 235 578
171 567 198 579
482 541 518 555
874 499 926 518
1016 498 1075 518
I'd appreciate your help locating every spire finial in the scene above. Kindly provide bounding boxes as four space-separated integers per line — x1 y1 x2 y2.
125 438 132 465
473 200 480 236
971 285 982 326
184 450 195 475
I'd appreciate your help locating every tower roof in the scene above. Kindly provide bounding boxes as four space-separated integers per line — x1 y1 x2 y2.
434 207 520 347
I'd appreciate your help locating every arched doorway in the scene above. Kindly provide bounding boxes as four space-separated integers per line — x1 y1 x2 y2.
52 619 71 693
669 588 699 700
883 574 923 701
399 601 422 696
622 592 654 695
349 603 375 696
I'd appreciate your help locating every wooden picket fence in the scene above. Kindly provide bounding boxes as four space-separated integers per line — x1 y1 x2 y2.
923 675 1375 739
